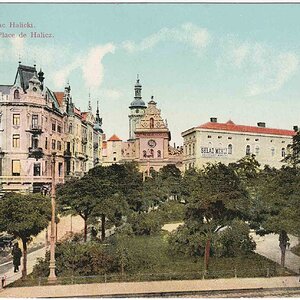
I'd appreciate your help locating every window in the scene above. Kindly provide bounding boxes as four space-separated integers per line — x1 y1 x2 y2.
150 149 154 158
228 137 232 140
255 138 259 142
246 145 251 155
57 125 62 133
281 148 286 158
271 147 275 157
52 123 56 131
69 123 73 134
32 135 39 149
150 118 154 129
57 141 62 151
136 109 139 113
218 136 222 139
208 135 212 138
246 138 250 141
58 162 63 177
12 134 20 148
13 114 20 126
45 137 48 149
52 139 56 150
189 144 191 155
14 89 20 99
185 145 187 155
32 115 38 129
143 150 147 158
192 144 195 155
12 160 20 176
228 144 232 155
33 163 41 176
157 150 161 158
255 146 259 155
113 157 116 162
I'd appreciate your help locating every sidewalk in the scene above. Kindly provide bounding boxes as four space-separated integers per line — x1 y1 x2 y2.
251 232 300 274
0 276 299 297
0 215 84 286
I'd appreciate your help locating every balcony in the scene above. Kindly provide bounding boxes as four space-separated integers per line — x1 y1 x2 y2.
82 136 88 144
28 147 44 160
27 125 43 134
63 150 72 158
75 151 86 160
0 176 64 185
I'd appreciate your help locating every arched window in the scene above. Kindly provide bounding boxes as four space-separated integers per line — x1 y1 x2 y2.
228 144 232 155
246 145 251 155
271 147 275 157
150 149 154 158
281 147 286 158
14 89 20 99
157 150 161 158
255 145 259 155
192 144 195 155
189 145 191 155
150 118 154 129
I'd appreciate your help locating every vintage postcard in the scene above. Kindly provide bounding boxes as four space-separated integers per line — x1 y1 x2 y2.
0 2 299 298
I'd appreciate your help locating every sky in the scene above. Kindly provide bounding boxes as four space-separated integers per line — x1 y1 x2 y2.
1 4 300 145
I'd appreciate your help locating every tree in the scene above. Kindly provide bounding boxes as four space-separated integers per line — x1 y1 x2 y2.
57 175 100 242
283 130 300 167
255 165 300 266
0 193 51 278
159 165 182 201
181 163 249 271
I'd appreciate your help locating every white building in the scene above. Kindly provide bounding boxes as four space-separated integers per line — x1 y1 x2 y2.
182 117 295 170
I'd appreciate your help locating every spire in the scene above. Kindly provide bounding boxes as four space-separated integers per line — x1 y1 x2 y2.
94 100 103 132
134 76 142 99
18 54 21 65
149 95 157 105
88 90 92 111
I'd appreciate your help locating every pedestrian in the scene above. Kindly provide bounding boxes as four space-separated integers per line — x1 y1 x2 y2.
12 243 22 273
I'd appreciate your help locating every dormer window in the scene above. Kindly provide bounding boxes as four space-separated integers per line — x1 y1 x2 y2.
14 89 20 99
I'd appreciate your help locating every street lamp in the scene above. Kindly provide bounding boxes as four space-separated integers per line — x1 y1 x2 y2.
48 152 57 282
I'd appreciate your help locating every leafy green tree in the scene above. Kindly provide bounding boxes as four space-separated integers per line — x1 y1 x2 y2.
0 193 51 278
179 163 249 270
57 176 99 242
255 166 300 266
283 130 300 167
159 165 182 201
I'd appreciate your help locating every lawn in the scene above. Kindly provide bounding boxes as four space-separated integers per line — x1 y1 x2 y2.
8 231 292 288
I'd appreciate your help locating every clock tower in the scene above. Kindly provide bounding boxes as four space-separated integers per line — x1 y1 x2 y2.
128 77 146 141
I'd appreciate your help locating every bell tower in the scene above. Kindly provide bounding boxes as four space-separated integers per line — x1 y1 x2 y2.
128 75 146 141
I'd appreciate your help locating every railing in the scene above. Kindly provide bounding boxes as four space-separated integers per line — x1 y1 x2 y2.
0 176 64 184
2 266 290 288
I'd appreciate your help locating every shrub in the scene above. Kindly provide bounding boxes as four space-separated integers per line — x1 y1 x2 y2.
128 211 163 236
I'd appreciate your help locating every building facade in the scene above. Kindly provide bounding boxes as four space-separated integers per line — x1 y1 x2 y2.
103 78 183 173
181 117 295 170
0 63 103 195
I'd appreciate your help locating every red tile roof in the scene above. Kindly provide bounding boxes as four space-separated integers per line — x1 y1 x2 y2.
81 112 88 121
198 120 295 136
108 134 122 141
54 92 64 107
74 107 81 116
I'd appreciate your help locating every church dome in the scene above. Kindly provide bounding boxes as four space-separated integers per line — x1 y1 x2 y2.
129 98 146 108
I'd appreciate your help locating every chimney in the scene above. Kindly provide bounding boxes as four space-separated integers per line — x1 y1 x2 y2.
210 117 217 123
293 125 298 132
257 122 266 128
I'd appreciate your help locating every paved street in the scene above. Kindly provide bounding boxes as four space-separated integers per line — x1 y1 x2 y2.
251 232 300 274
1 276 299 297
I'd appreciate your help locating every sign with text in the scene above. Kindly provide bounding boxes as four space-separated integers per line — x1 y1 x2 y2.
201 147 228 157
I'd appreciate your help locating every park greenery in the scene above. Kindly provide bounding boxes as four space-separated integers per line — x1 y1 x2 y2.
2 132 300 281
0 193 51 278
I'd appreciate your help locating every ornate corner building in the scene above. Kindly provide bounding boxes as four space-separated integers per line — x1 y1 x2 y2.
0 63 104 195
